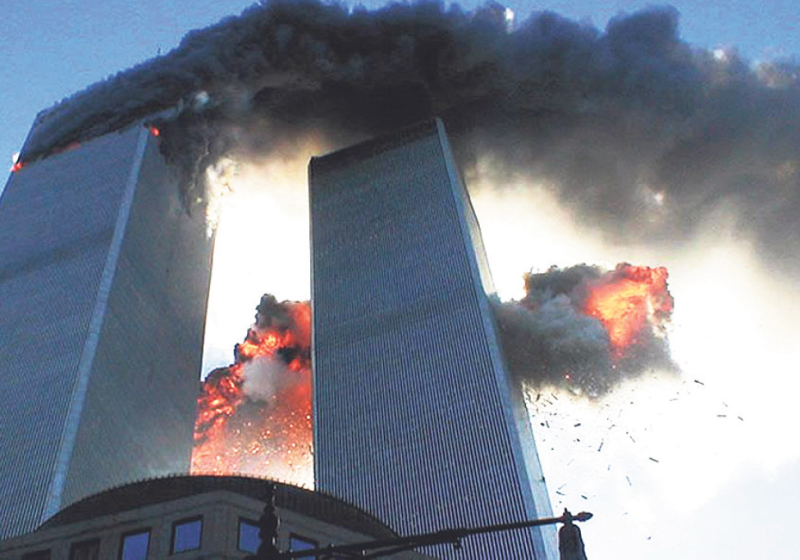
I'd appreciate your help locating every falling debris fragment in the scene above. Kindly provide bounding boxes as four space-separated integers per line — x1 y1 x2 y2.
574 423 582 427
626 476 632 486
581 495 588 500
649 457 659 463
694 379 705 385
598 440 604 452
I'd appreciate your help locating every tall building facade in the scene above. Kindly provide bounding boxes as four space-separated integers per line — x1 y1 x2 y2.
309 119 556 558
0 121 213 538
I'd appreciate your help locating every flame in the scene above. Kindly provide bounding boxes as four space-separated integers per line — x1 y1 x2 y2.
52 142 82 155
584 264 673 356
149 126 160 137
191 300 312 486
10 161 23 173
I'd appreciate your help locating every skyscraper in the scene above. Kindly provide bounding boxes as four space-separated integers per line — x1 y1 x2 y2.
0 120 213 538
309 119 556 558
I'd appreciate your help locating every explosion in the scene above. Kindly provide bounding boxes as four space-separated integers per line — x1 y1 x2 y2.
191 295 312 486
583 264 673 356
495 262 676 396
193 262 673 479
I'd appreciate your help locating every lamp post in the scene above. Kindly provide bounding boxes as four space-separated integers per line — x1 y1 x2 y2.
247 481 592 559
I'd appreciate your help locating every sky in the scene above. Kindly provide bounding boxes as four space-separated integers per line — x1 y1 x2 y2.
2 1 799 559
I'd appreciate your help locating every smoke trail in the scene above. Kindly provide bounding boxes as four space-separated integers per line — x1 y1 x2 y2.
494 263 676 396
17 0 800 273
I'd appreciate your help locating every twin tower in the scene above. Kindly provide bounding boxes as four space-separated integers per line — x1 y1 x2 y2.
0 118 554 557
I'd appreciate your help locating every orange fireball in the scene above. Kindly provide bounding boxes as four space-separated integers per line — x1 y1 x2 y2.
584 264 673 356
191 299 312 486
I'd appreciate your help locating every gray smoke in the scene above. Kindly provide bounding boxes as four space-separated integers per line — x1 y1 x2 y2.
494 264 677 396
19 0 800 273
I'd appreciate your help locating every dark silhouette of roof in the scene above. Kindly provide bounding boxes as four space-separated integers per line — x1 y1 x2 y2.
39 475 398 540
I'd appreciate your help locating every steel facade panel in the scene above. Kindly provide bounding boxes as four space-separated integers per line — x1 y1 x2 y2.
310 121 554 558
0 123 213 538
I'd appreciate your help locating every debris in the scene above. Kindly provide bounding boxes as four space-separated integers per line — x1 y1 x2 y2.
597 440 604 452
626 476 632 486
628 433 636 443
574 423 581 427
738 416 744 421
558 484 567 491
536 393 541 402
694 379 705 385
551 393 559 401
649 457 659 463
556 491 565 496
717 414 727 418
581 495 588 500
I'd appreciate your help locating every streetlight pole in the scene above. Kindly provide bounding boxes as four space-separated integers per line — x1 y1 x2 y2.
246 482 592 559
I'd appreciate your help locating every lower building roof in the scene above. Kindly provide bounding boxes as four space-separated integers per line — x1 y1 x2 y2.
39 475 399 540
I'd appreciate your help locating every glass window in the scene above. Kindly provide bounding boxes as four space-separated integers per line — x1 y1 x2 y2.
120 529 150 560
171 517 202 553
69 539 100 560
22 551 51 560
289 534 318 560
238 519 261 554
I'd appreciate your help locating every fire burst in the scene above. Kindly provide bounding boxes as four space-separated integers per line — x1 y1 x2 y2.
192 298 312 486
584 264 673 357
503 262 676 395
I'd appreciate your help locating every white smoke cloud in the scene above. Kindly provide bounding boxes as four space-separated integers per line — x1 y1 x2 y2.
241 355 292 402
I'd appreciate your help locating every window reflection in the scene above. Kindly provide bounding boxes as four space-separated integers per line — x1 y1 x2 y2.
171 517 203 553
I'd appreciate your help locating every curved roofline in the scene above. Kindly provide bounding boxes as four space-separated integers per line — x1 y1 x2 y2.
39 474 398 540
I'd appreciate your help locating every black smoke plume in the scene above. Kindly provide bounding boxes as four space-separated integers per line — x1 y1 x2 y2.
19 0 800 273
